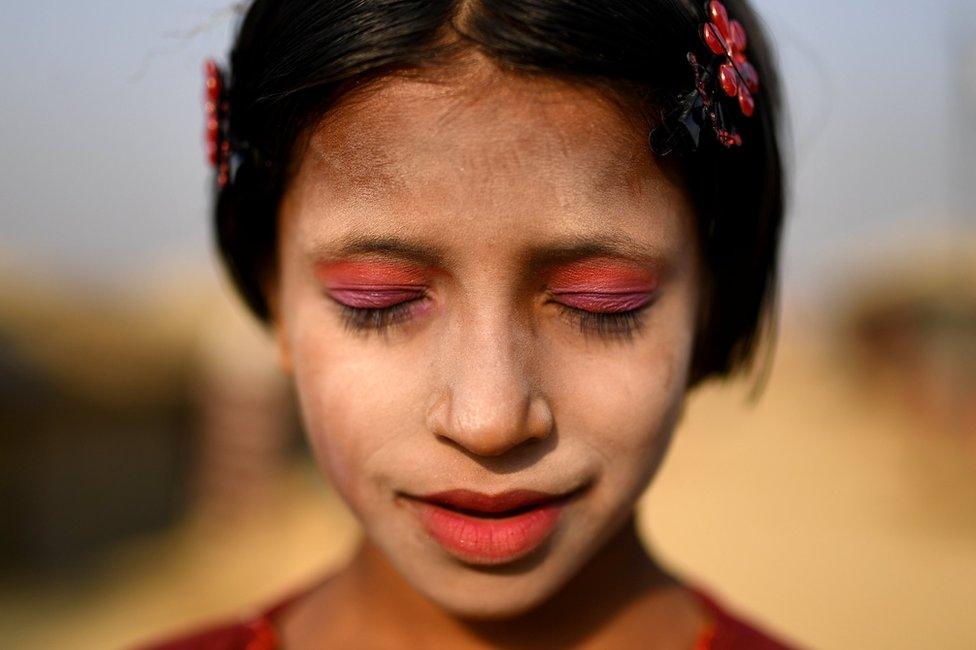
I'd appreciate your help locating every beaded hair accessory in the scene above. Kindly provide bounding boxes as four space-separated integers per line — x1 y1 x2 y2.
203 2 759 175
204 59 266 188
204 59 231 188
650 0 761 156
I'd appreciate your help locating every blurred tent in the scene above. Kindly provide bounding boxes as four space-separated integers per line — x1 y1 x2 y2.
0 259 298 570
833 235 976 440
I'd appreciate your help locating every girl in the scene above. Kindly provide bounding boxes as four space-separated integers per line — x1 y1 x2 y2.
146 0 796 647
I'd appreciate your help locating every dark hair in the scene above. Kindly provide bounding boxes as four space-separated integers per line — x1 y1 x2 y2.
213 0 787 387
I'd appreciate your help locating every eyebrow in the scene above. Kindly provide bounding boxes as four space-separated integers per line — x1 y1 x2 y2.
524 233 662 269
312 231 663 271
314 233 451 267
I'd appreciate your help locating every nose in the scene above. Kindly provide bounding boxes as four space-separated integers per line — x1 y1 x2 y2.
425 309 553 457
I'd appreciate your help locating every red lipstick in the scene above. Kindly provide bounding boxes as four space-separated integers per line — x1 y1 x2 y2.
400 489 580 565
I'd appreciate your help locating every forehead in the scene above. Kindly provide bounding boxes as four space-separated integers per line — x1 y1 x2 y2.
281 55 694 261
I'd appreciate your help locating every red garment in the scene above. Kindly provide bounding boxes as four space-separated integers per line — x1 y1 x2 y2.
136 580 801 649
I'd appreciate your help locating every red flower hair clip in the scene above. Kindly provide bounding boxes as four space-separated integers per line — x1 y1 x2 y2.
650 0 762 155
702 0 760 118
204 59 231 188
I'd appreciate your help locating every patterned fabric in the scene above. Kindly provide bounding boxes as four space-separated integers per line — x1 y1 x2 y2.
136 580 801 649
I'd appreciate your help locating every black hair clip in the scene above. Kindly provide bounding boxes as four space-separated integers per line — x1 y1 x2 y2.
650 0 761 156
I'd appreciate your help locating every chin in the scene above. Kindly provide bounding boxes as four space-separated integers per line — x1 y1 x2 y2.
389 540 588 620
417 571 563 620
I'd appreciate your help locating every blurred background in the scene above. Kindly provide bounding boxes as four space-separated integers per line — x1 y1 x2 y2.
1 1 974 648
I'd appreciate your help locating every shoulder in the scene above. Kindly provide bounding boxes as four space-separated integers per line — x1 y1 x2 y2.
131 581 313 650
689 585 805 650
132 618 275 650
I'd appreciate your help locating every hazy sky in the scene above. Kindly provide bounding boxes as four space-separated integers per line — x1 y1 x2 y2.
1 1 973 304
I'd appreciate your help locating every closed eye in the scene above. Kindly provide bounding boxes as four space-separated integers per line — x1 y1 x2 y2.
554 301 651 339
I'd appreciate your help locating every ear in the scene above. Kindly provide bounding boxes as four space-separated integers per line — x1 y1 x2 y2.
264 277 294 377
273 319 293 376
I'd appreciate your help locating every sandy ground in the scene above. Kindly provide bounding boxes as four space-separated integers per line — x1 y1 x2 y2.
1 332 974 649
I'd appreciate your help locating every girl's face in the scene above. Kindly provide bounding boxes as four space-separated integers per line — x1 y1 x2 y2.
273 57 703 618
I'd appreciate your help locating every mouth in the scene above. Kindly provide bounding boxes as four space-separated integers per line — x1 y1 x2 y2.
397 486 587 566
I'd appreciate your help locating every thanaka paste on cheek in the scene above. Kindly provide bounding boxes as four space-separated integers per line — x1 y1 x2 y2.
547 258 661 313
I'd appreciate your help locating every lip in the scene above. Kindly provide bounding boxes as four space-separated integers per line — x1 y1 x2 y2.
398 487 584 565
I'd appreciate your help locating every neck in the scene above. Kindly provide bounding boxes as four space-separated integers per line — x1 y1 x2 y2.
334 512 682 649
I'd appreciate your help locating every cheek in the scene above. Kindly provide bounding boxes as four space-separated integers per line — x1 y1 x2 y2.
546 290 695 486
556 338 685 452
289 327 368 508
286 305 430 514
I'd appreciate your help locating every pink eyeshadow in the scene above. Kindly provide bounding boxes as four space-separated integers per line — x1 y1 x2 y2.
554 291 653 313
547 258 661 294
327 288 425 309
547 258 660 312
314 259 429 287
314 257 659 312
315 259 430 308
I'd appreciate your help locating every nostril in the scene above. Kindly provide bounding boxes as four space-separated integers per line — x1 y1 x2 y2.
527 395 555 440
434 422 551 459
425 372 554 456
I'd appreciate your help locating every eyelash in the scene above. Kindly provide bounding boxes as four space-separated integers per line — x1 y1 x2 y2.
554 302 649 339
336 295 651 339
336 297 423 334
